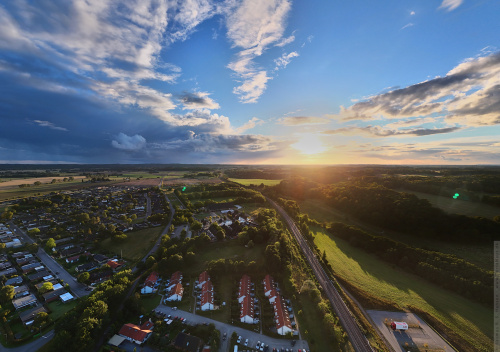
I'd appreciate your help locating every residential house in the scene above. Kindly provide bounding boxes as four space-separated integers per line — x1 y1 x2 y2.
42 288 67 303
19 305 48 326
13 285 29 298
263 275 275 297
118 322 154 345
12 293 38 310
240 296 255 324
5 276 23 286
200 281 214 311
75 262 98 273
141 271 159 294
167 271 183 290
238 274 252 304
197 271 209 289
166 283 183 301
273 294 292 335
173 332 203 352
28 270 51 282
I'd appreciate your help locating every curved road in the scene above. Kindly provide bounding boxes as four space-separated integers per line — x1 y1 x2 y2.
267 198 373 352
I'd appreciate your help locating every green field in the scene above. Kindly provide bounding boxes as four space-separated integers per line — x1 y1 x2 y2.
400 189 500 219
228 178 282 186
314 227 493 351
48 300 79 321
299 198 493 270
99 227 163 261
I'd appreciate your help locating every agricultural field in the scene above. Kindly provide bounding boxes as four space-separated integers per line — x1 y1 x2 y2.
400 189 500 219
0 177 123 202
313 227 493 351
228 178 282 186
99 226 164 262
299 198 493 270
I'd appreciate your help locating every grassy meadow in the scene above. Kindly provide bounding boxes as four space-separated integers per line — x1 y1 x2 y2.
313 227 493 351
99 227 163 261
228 178 282 186
299 198 493 270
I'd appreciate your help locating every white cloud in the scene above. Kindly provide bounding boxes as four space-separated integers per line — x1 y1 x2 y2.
278 116 330 126
401 23 414 30
338 51 500 127
439 0 463 11
112 133 146 150
274 51 299 70
410 11 416 15
225 0 292 103
275 34 295 47
33 120 68 131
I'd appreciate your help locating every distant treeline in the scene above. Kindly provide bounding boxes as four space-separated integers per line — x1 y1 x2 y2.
267 178 500 243
326 222 493 307
374 174 500 196
0 171 60 178
225 168 287 180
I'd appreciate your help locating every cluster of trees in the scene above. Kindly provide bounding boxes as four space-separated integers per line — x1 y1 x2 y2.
182 183 266 209
237 209 280 245
269 179 500 243
50 270 132 352
144 233 211 276
225 168 286 180
326 223 493 306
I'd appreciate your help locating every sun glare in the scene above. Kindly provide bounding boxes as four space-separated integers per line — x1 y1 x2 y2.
291 134 327 155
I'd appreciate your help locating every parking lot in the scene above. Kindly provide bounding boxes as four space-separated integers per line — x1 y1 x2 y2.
154 303 310 352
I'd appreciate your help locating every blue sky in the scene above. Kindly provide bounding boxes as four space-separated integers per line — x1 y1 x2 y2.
0 0 499 164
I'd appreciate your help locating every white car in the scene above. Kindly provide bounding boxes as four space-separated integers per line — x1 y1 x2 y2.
244 339 249 346
256 341 261 349
237 336 242 344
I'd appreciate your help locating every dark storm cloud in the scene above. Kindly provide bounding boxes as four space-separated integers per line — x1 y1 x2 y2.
322 125 462 137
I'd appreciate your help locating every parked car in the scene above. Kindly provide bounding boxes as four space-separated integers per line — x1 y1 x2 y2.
244 338 249 346
237 336 242 344
223 332 227 341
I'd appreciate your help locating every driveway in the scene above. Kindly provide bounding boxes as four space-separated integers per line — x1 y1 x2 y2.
8 222 90 298
154 304 309 352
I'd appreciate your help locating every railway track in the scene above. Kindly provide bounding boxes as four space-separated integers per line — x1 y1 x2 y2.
268 198 373 352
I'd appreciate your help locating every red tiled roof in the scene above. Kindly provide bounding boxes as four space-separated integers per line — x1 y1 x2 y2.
107 260 122 270
240 296 254 319
119 323 152 343
200 290 213 306
169 283 183 297
140 321 154 330
202 280 213 292
144 271 159 287
273 294 291 330
264 274 274 293
198 271 209 284
238 274 251 299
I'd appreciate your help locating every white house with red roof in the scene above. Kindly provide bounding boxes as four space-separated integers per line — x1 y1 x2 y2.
118 321 154 345
166 283 183 301
273 294 292 335
238 274 256 324
197 271 210 289
200 283 214 311
238 274 251 304
263 274 275 297
167 271 183 290
141 271 159 294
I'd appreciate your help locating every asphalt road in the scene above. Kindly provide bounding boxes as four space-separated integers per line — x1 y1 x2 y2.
266 199 374 352
154 304 310 352
8 222 90 298
0 330 54 352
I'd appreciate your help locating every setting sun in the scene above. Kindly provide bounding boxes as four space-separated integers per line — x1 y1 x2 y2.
291 134 327 155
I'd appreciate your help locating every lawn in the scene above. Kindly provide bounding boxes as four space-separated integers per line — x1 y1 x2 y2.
140 294 162 312
299 198 493 270
197 278 233 323
99 227 163 262
313 227 493 351
48 300 79 321
186 240 265 276
228 178 282 186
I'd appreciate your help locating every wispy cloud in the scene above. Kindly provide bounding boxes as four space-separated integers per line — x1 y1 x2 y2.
278 116 330 126
235 117 265 133
401 23 414 30
33 120 68 131
276 34 295 47
439 0 463 11
225 0 292 103
323 125 462 137
274 51 299 70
